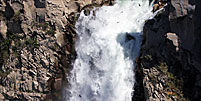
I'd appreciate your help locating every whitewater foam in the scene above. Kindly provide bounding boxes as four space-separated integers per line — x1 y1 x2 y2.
67 0 153 101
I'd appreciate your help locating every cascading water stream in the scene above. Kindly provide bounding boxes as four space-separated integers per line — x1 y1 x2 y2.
67 0 153 101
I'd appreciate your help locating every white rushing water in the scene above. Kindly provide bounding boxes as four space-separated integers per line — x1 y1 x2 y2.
67 0 153 101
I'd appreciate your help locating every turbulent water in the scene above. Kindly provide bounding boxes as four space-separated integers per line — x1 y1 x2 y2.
67 0 153 101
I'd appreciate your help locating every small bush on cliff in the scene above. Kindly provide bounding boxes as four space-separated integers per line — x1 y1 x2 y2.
46 28 56 36
144 54 153 61
0 39 10 51
0 34 11 67
0 32 23 67
13 11 21 20
25 38 39 48
0 70 11 78
157 63 190 101
37 22 49 31
0 12 4 20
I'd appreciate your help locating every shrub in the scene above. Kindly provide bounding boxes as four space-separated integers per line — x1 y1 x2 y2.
0 39 10 51
37 22 49 31
157 63 189 100
0 12 4 20
0 70 11 78
144 54 153 61
148 73 158 83
46 28 56 36
25 38 39 48
12 11 21 21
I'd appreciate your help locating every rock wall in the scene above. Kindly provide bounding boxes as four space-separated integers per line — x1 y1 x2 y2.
1 0 200 100
0 0 114 100
135 0 201 100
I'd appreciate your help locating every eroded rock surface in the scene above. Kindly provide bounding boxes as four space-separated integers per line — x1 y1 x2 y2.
0 0 114 100
135 0 201 100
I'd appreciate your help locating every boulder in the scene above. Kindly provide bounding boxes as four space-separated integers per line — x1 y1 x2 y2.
166 33 179 51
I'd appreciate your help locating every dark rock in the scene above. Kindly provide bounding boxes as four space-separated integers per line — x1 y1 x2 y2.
192 0 201 71
34 0 46 8
7 20 24 33
4 2 14 19
126 33 136 41
139 0 201 100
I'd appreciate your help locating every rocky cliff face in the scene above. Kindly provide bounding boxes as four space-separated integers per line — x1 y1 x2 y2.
0 0 200 101
0 0 114 100
134 0 201 100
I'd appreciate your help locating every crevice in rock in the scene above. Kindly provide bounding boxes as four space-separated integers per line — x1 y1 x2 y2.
4 2 14 20
132 57 145 101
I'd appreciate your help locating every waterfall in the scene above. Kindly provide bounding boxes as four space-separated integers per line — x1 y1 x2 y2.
67 0 153 101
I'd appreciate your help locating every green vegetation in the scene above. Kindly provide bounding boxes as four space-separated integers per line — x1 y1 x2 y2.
0 50 9 67
157 63 190 101
0 70 11 78
36 22 56 36
37 22 49 31
0 12 4 20
14 11 20 18
158 63 168 73
10 76 16 83
0 32 13 67
148 73 158 83
0 31 40 69
0 39 10 51
144 54 153 61
25 38 39 48
46 28 56 36
12 46 19 57
13 10 21 21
